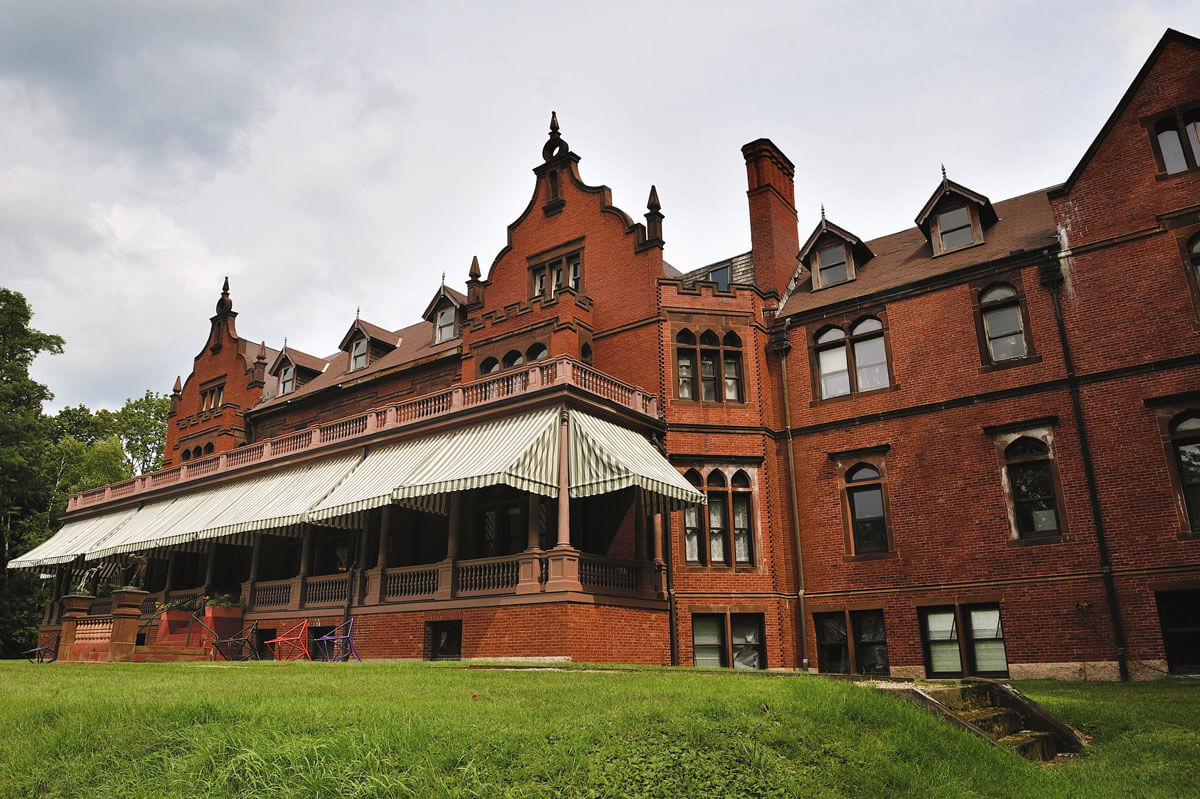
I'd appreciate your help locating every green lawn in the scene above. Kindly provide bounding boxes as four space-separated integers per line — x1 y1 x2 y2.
0 662 1196 798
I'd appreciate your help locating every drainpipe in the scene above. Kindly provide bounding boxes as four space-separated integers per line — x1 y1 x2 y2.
772 321 809 670
1040 251 1130 681
661 513 679 666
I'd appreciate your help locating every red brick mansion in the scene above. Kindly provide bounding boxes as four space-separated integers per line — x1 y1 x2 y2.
14 29 1200 679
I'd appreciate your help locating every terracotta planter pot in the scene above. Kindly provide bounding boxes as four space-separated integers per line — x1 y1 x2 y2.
204 604 245 639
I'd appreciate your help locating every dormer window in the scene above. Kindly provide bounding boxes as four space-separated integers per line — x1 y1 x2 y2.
937 206 975 250
817 244 849 287
799 216 872 293
435 306 457 343
280 365 295 395
710 265 731 291
916 177 996 257
350 337 368 370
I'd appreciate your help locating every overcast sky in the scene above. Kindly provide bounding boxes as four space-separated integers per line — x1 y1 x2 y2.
4 0 1199 413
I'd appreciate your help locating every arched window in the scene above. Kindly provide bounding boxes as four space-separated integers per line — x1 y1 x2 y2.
580 342 592 365
526 343 548 361
502 350 523 368
191 447 202 460
844 462 888 554
682 468 755 567
203 442 214 455
1157 119 1189 175
1004 436 1060 538
181 449 191 462
979 284 1028 363
676 328 745 403
1170 414 1200 534
814 319 890 400
479 357 500 375
676 330 697 399
547 170 560 201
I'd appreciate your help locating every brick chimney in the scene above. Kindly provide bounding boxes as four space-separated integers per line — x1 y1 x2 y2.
741 138 799 295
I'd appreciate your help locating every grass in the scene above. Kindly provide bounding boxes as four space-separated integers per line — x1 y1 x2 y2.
0 662 1196 798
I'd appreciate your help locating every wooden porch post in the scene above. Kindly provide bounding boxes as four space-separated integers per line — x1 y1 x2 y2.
374 505 392 603
299 525 314 577
164 551 179 593
244 534 262 608
556 408 571 548
203 544 218 595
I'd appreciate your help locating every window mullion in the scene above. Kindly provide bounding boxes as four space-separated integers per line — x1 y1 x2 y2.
844 610 858 675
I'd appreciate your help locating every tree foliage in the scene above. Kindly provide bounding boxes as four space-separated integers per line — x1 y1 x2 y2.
0 288 169 656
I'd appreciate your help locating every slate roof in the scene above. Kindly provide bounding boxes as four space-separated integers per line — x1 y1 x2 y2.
778 188 1059 318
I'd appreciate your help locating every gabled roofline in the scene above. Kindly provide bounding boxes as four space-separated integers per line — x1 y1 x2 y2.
1050 28 1200 199
798 217 875 265
915 177 997 234
337 318 402 352
421 285 469 322
268 345 328 377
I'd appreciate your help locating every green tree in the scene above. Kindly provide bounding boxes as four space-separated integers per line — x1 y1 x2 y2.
115 390 170 475
0 287 64 657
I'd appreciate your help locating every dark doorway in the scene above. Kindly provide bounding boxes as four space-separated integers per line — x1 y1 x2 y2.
426 620 462 660
1156 590 1200 673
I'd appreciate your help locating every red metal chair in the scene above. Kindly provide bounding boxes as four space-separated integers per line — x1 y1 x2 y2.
265 619 311 661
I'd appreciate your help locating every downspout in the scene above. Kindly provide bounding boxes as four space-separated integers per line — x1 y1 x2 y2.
772 321 809 670
1040 251 1130 681
663 512 679 666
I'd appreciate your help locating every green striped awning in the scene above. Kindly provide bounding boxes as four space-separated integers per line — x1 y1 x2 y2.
568 410 704 514
6 508 138 571
84 455 361 561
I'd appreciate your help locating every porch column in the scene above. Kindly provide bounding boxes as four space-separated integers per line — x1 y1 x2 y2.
374 504 392 603
203 545 218 595
299 525 314 577
356 525 371 604
164 551 179 593
243 535 262 608
517 493 544 594
651 513 667 599
652 513 664 563
555 408 571 548
633 489 646 560
438 494 460 600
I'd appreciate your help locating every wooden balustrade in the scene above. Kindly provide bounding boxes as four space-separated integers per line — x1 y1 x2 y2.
384 565 440 600
579 554 640 592
252 581 292 608
456 555 520 594
67 357 659 512
304 574 349 606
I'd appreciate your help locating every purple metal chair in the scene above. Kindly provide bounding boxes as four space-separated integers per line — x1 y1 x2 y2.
315 618 361 662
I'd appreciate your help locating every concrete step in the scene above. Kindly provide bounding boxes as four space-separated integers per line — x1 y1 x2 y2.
923 684 992 711
998 730 1058 762
132 644 209 663
960 707 1022 738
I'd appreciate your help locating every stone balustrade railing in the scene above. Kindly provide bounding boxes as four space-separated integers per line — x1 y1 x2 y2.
66 356 658 512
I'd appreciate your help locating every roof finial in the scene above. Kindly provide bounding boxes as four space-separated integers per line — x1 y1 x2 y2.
647 185 661 212
941 163 947 180
542 111 568 161
215 276 233 314
172 375 182 394
283 336 287 351
256 341 267 362
355 306 360 320
469 255 481 280
441 271 446 286
820 203 826 220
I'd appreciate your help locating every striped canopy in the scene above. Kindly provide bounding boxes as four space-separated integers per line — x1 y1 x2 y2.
9 406 702 571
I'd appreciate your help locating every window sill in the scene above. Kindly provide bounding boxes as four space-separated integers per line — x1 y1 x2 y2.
672 397 750 408
979 354 1042 373
542 199 565 216
810 383 900 408
681 563 758 573
1177 530 1200 542
932 239 985 258
842 550 898 563
1007 534 1066 547
1155 167 1200 183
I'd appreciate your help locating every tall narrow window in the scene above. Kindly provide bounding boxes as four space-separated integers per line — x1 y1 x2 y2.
1158 121 1189 174
676 330 697 400
937 205 975 250
692 614 725 667
979 283 1028 363
1171 414 1200 534
921 607 962 677
707 470 729 565
280 365 295 395
731 470 753 564
1189 234 1200 286
817 243 849 287
435 306 457 343
683 469 704 563
722 332 743 401
351 337 368 370
1186 113 1200 165
710 265 731 291
850 319 887 391
816 327 850 399
814 612 849 673
567 254 581 291
844 463 889 554
699 331 720 402
1004 437 1060 538
966 606 1009 675
730 614 764 669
